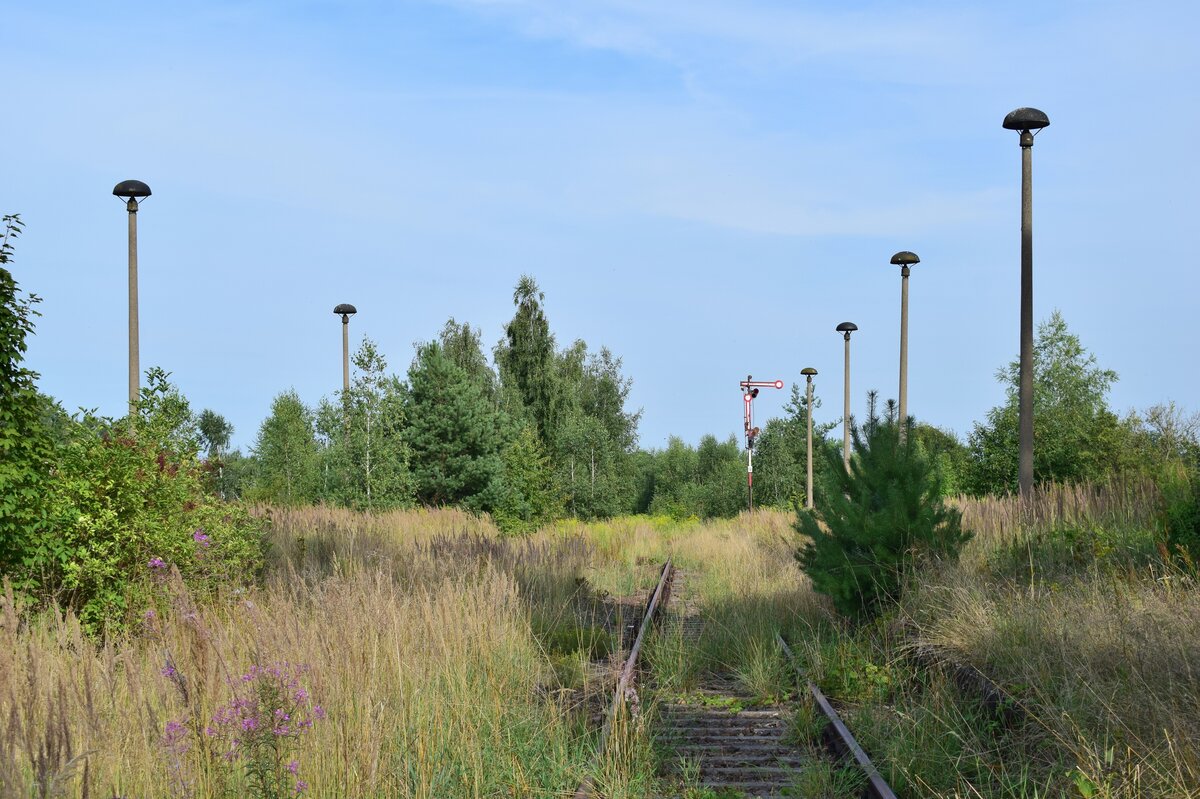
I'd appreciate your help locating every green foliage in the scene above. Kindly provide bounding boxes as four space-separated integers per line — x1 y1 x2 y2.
966 311 1130 494
0 213 56 580
551 342 640 519
495 275 557 441
1157 462 1200 566
197 408 233 459
911 423 970 497
25 374 262 630
493 423 563 534
439 318 499 402
406 341 504 509
251 390 319 505
754 382 838 509
797 400 970 618
639 435 747 520
316 338 413 509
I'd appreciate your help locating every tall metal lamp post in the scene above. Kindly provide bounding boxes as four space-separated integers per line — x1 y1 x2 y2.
113 180 152 415
835 323 857 471
1003 107 1050 499
889 250 920 443
334 303 357 392
801 367 818 510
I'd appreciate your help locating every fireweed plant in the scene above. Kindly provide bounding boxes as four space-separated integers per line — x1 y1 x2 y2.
204 663 323 798
145 561 322 798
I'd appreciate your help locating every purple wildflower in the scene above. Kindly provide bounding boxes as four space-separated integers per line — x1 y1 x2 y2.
241 717 258 732
295 780 308 794
312 705 326 720
287 760 300 775
148 557 166 569
161 664 177 679
193 529 210 547
162 719 189 753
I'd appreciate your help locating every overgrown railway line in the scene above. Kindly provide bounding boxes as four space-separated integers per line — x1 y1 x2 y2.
577 559 898 799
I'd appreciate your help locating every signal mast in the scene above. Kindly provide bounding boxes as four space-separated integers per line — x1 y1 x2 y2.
740 375 785 512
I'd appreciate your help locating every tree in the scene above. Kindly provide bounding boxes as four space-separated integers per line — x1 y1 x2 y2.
317 338 412 509
251 390 319 505
0 213 55 578
911 423 970 497
549 342 642 518
495 276 558 440
492 423 562 534
197 409 234 460
406 341 503 509
965 311 1126 494
646 437 702 519
694 434 745 518
797 396 969 618
439 318 499 404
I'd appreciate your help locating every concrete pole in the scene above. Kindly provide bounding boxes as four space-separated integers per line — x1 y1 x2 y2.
898 265 910 444
341 315 351 393
127 199 140 415
806 374 815 510
843 331 852 472
1018 130 1035 499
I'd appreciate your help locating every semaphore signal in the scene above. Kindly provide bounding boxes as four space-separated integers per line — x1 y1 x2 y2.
740 375 785 512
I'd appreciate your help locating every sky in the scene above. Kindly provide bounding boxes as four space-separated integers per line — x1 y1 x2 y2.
7 0 1199 452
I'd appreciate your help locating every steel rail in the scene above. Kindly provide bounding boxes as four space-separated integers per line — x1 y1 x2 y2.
574 557 674 799
776 633 898 799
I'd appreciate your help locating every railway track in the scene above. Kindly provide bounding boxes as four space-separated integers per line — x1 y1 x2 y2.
578 560 897 799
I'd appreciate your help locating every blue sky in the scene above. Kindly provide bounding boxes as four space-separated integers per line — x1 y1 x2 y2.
8 0 1198 451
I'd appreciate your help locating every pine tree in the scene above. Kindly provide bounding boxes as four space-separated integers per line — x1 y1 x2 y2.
406 342 503 509
439 318 499 404
797 395 969 618
493 423 562 533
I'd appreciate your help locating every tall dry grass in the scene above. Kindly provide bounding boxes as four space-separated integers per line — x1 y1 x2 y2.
0 506 612 799
954 475 1162 557
893 475 1200 797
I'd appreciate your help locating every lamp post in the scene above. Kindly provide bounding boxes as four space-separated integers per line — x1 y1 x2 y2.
835 323 857 471
112 180 152 415
1003 107 1050 500
334 303 357 392
801 367 817 510
889 251 920 444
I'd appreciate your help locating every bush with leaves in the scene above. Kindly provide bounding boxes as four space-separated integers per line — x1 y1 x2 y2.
797 397 970 618
0 214 57 584
24 371 265 631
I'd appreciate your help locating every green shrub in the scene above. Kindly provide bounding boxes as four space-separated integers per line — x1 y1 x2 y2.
796 410 969 618
0 214 57 591
15 372 264 631
1158 462 1200 568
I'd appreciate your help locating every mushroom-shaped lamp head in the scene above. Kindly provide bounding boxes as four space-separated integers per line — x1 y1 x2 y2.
334 303 357 316
835 322 858 334
1002 107 1050 132
890 251 920 267
112 180 152 199
801 367 818 377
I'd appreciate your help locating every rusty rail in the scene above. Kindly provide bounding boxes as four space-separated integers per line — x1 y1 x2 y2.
777 633 898 799
574 557 674 799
